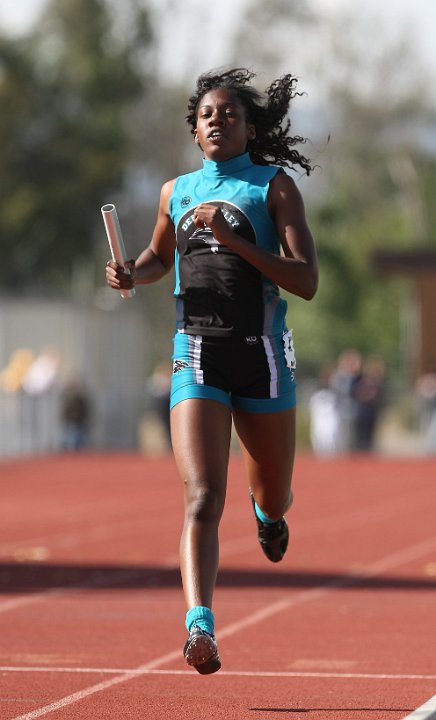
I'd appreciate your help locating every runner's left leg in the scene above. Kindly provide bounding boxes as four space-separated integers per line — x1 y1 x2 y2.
232 407 296 520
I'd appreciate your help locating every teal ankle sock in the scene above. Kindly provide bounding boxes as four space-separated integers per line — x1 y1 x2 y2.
254 501 276 524
185 606 215 635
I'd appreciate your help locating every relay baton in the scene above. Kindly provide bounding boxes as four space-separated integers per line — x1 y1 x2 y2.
101 203 135 299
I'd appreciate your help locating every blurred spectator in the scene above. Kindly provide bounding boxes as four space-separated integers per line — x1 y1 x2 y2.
60 378 92 451
329 349 363 452
415 372 436 454
309 363 341 456
353 356 386 451
0 349 35 393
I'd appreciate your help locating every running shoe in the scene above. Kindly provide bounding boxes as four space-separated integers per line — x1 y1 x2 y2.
250 490 289 563
183 625 221 675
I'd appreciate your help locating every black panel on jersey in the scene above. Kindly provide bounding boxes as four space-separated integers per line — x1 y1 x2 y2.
176 201 263 336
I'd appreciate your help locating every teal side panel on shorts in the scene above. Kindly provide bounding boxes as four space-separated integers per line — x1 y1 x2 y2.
170 382 231 410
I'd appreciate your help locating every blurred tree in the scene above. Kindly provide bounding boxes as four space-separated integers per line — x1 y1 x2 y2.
0 0 152 291
231 1 436 378
3 0 436 384
299 14 436 378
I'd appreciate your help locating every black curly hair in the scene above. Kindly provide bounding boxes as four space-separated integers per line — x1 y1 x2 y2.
186 67 312 175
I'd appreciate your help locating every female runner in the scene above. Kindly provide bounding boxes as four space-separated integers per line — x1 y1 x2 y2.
106 67 318 674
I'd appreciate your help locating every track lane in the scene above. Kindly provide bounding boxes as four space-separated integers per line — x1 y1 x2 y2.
1 453 435 719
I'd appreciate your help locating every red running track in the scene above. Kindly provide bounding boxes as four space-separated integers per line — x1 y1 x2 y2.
0 452 436 720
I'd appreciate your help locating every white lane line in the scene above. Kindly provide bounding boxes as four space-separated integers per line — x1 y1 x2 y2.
9 647 185 720
0 595 46 614
2 666 436 681
4 463 415 565
358 536 436 576
9 533 436 719
400 695 436 720
165 489 436 564
215 534 436 644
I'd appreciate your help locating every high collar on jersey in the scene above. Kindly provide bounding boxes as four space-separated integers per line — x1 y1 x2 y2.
202 152 253 177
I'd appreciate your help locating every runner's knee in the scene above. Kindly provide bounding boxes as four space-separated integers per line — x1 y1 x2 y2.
185 484 224 524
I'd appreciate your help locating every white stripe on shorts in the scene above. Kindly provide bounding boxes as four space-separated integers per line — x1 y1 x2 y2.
192 335 204 385
262 335 278 398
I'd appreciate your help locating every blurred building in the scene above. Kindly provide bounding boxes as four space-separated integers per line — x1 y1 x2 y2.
373 249 436 380
0 295 151 457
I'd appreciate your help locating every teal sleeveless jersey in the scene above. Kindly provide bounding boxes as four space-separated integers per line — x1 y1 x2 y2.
169 152 288 337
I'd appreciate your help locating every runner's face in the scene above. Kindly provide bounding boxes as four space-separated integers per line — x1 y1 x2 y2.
194 88 256 162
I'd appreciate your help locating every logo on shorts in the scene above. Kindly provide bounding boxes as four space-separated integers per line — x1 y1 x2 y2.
173 359 189 374
181 196 191 208
245 336 259 345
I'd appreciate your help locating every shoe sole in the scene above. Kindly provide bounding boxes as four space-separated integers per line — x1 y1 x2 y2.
184 633 221 675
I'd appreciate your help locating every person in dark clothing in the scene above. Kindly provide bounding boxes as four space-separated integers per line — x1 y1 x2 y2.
61 379 91 451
